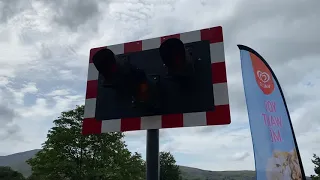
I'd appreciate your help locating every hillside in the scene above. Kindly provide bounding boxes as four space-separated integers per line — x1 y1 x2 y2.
179 166 256 180
0 149 41 177
0 149 311 180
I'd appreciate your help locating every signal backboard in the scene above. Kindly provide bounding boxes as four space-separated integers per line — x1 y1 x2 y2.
82 26 231 135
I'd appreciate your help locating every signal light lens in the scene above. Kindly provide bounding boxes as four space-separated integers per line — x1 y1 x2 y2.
131 69 149 102
92 48 118 82
139 83 148 93
136 82 149 102
111 64 117 73
159 38 194 79
159 38 186 71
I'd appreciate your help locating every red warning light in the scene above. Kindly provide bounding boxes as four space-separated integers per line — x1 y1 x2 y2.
140 83 148 93
137 82 149 101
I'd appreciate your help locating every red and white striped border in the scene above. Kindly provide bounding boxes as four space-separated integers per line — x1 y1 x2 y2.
82 26 231 135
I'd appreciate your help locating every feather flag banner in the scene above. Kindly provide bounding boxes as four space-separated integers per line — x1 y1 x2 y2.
238 45 306 180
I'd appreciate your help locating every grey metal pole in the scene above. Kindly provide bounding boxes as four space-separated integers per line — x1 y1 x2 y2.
146 129 160 180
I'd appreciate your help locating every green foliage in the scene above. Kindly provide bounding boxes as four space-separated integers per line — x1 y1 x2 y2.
311 154 320 180
0 166 25 180
27 105 145 180
26 174 39 180
160 151 182 180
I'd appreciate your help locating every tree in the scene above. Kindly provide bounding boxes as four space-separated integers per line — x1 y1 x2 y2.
311 154 320 180
0 166 25 180
27 105 145 180
160 151 182 180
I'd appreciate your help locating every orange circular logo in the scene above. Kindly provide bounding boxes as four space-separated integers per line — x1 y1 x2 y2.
250 52 274 95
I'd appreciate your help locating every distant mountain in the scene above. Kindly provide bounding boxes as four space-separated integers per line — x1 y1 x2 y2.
179 166 256 180
0 149 41 177
0 149 312 180
0 149 41 166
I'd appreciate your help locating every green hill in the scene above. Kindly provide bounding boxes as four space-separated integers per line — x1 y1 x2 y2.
179 166 256 180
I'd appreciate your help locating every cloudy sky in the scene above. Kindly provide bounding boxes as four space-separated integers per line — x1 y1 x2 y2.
0 0 319 176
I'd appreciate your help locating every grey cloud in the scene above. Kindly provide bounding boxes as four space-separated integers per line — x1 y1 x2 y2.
222 0 320 46
0 104 15 122
44 0 103 31
0 103 21 141
39 43 52 59
0 0 33 23
232 151 250 161
193 125 231 134
0 82 40 141
292 101 320 135
219 0 320 77
0 124 22 141
194 126 224 134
